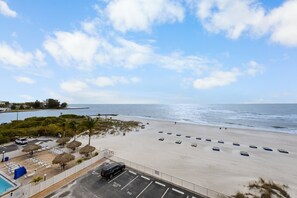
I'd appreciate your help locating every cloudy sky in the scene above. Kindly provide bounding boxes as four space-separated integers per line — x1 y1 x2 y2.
1 0 297 104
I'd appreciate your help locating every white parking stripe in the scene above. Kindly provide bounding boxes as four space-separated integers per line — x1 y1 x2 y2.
108 171 127 183
141 176 150 180
121 176 139 190
129 170 137 175
155 181 166 187
161 188 169 198
136 181 153 198
172 188 184 194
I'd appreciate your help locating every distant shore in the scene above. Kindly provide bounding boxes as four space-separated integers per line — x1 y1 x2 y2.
0 107 89 114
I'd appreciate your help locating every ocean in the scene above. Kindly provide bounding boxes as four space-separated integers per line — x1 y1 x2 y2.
0 104 297 134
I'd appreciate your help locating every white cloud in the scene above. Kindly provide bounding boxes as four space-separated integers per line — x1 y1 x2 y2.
15 76 35 84
44 31 100 70
190 0 297 46
157 52 213 74
19 94 33 100
246 60 264 76
105 0 184 32
193 69 240 89
60 80 88 93
87 76 141 87
265 0 297 47
44 31 153 70
0 42 45 68
0 0 17 17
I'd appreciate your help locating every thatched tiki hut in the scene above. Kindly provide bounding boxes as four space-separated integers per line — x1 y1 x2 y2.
79 145 95 157
56 137 71 146
52 153 75 169
22 144 41 156
66 140 82 152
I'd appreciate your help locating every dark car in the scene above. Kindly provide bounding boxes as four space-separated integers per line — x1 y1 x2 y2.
101 162 125 179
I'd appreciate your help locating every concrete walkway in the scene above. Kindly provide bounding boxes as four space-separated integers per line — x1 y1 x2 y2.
31 158 107 198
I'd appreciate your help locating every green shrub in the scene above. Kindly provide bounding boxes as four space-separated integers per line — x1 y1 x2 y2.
32 176 43 184
77 159 83 164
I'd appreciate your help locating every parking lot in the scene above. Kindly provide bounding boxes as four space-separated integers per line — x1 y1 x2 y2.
46 163 203 198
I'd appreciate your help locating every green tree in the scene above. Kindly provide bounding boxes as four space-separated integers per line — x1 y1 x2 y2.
20 105 24 110
68 120 79 140
11 104 16 110
60 102 68 108
33 100 41 109
83 116 98 145
46 99 60 109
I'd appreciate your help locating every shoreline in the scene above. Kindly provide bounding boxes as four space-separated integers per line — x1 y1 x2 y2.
117 114 297 135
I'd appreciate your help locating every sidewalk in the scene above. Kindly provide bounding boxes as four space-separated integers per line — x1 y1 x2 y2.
31 158 107 198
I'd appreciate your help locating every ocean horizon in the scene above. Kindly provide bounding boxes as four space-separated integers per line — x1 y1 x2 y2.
1 104 297 134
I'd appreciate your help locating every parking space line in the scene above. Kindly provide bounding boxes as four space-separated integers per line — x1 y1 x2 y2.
172 188 184 194
141 175 150 180
161 188 169 198
108 171 127 183
129 170 137 175
136 181 153 198
155 181 166 187
121 175 139 190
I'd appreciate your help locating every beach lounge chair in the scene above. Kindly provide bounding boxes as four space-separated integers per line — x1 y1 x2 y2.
212 147 220 151
206 139 211 142
158 138 164 141
233 143 240 146
240 151 249 157
191 143 197 147
158 131 163 133
278 149 289 154
185 136 191 138
176 134 181 136
175 140 182 144
196 137 201 140
167 132 172 135
249 145 257 149
263 147 273 151
218 140 224 144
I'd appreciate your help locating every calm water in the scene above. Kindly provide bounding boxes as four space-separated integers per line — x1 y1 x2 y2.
0 175 14 195
1 104 297 134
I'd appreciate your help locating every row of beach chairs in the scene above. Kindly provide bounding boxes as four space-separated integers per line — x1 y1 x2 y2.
158 131 290 156
4 162 21 174
29 157 51 168
50 148 64 155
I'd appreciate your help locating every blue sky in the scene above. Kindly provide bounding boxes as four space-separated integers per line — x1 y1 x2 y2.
1 0 297 104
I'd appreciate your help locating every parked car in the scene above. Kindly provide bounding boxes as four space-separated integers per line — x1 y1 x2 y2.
15 138 28 145
101 162 125 179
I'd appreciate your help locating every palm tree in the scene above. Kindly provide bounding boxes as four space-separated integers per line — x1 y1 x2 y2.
83 116 98 145
68 120 79 140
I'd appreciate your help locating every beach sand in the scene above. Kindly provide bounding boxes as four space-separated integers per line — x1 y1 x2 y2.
77 116 297 196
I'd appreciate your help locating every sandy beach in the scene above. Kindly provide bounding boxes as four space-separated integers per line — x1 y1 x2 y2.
77 115 297 196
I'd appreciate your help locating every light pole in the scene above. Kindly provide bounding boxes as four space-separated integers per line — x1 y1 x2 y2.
2 151 5 162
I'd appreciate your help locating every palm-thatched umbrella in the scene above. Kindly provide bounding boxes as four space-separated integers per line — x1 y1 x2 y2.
22 144 42 156
79 145 95 157
66 140 82 151
56 137 71 146
52 153 75 169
